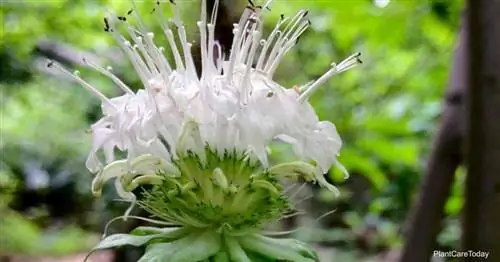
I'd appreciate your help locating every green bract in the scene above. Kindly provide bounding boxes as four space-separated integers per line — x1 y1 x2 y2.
140 146 291 234
86 146 320 261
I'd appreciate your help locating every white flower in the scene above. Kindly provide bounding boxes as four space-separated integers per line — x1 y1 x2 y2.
48 0 361 211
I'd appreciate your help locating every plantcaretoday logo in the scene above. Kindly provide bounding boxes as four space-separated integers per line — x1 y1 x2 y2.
433 250 490 259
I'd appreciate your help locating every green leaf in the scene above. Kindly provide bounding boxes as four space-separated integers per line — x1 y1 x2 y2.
334 148 388 191
362 117 411 136
211 251 230 262
130 226 186 237
138 231 221 262
224 235 251 262
85 227 186 261
355 137 418 167
138 242 178 262
246 251 274 262
239 234 317 262
93 234 160 249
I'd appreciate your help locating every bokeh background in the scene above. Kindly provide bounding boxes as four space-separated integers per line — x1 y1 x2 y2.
1 0 464 261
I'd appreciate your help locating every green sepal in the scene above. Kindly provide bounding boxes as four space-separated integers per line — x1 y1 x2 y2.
130 226 189 238
138 230 221 262
210 251 230 262
84 227 186 262
238 233 318 262
268 161 316 182
224 235 251 262
246 251 275 262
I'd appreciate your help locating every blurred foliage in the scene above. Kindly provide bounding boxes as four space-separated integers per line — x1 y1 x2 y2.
1 0 464 259
0 210 96 256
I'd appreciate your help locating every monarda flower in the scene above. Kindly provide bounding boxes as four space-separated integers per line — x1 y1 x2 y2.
49 0 361 261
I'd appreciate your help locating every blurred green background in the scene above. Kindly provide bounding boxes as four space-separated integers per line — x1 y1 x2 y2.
0 0 464 261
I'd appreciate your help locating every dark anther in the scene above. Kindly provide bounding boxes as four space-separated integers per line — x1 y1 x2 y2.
295 36 301 44
169 0 176 5
118 16 127 21
256 5 271 11
280 14 285 20
356 58 363 64
248 0 255 7
303 10 309 17
103 17 110 30
307 20 311 25
156 1 160 5
245 5 256 12
355 52 362 57
47 60 54 68
127 9 133 15
150 8 156 14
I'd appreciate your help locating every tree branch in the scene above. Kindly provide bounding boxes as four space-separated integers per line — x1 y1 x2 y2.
32 39 126 83
398 14 467 262
462 0 500 259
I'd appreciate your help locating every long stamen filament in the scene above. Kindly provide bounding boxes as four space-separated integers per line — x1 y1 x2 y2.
298 53 362 102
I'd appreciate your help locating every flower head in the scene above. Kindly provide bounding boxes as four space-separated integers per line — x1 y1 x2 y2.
49 0 361 260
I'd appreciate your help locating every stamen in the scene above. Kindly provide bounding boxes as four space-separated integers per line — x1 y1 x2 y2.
256 18 286 70
129 0 148 33
298 53 362 102
238 21 258 65
207 24 217 74
104 17 110 32
145 33 173 78
262 0 275 10
128 31 159 76
240 30 261 105
154 5 185 70
197 21 208 79
47 60 115 107
225 9 253 83
210 0 220 25
82 58 134 95
171 6 197 79
121 40 154 85
336 52 362 70
263 10 309 74
184 42 198 80
197 0 208 79
282 10 308 40
266 19 310 76
105 13 155 88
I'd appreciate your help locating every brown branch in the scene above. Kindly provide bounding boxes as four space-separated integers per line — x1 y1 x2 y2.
398 14 467 262
192 0 242 77
34 39 104 67
462 0 500 260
